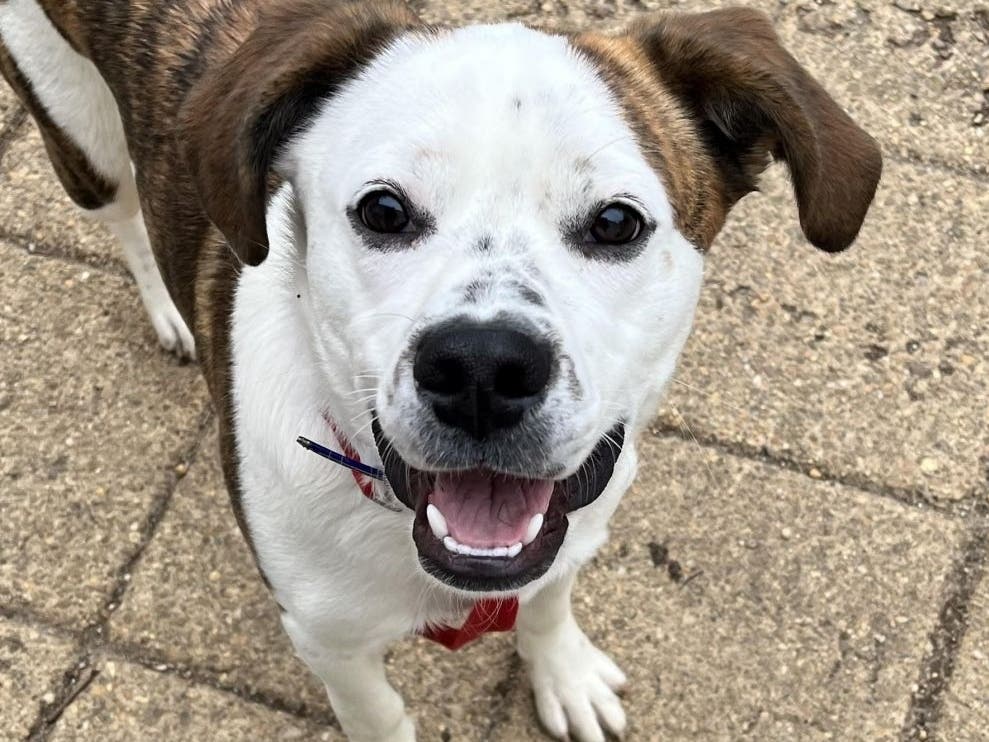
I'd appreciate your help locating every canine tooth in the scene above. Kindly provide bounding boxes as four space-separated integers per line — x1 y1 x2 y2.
523 514 544 546
507 542 523 558
443 536 459 553
426 504 448 539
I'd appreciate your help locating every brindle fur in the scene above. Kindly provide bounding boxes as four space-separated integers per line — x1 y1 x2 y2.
0 43 117 210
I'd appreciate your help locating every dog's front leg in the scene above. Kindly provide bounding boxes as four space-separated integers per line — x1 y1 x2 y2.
518 571 628 742
281 614 415 742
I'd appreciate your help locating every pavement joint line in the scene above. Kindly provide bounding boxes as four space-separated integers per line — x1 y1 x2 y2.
0 602 85 643
0 229 129 280
97 639 340 729
19 405 215 741
98 404 216 627
899 504 989 741
0 108 28 162
649 421 974 518
24 648 99 742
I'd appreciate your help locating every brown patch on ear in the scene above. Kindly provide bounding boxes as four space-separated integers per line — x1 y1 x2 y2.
180 0 421 266
579 8 882 252
575 34 729 250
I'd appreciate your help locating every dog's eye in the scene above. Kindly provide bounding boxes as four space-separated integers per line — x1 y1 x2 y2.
359 190 411 233
587 203 643 245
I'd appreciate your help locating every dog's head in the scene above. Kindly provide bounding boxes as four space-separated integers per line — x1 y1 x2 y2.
183 2 881 594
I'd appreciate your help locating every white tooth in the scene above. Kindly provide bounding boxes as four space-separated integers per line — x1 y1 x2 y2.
426 504 448 539
490 546 509 558
443 536 459 553
523 514 544 546
457 542 474 556
507 542 523 558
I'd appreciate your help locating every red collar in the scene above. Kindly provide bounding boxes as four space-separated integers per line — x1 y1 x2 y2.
326 416 519 650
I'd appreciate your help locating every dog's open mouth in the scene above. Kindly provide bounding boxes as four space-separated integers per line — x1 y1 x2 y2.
372 420 625 592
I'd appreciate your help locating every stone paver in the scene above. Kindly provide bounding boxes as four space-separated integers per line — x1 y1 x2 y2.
0 242 207 625
941 549 989 737
0 84 20 130
0 618 77 740
775 1 988 174
0 126 114 267
491 435 964 741
660 161 989 503
110 427 518 739
48 659 339 742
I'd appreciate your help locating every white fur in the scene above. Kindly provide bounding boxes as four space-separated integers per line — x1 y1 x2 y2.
233 25 703 742
0 0 194 359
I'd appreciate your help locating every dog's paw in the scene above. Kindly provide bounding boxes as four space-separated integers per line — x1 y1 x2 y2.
519 621 627 742
371 715 416 742
143 289 196 361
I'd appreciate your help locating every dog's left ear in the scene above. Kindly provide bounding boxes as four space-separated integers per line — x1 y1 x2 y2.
180 0 421 266
585 8 882 252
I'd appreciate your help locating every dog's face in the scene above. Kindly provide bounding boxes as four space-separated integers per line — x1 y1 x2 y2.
288 24 704 591
184 3 881 595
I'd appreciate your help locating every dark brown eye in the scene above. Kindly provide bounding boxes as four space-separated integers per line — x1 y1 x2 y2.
359 190 411 233
588 203 643 245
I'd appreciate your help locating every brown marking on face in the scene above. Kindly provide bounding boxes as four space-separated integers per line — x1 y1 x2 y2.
573 33 727 250
180 0 423 266
574 8 882 253
0 42 117 211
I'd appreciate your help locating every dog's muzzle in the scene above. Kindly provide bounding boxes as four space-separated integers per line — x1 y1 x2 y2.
373 418 625 592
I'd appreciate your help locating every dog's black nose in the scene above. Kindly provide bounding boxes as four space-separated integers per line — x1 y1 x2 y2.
414 322 554 440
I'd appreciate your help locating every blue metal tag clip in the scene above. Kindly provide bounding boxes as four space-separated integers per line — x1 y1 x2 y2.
296 436 386 480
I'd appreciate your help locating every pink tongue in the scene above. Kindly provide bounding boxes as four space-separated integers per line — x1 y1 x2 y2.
429 470 554 549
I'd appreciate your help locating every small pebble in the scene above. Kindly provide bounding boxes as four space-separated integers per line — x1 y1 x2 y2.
919 457 940 474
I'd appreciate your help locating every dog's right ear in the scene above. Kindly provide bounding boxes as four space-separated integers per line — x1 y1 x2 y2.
180 0 421 266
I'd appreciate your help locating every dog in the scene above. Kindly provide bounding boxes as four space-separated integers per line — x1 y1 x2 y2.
0 1 882 739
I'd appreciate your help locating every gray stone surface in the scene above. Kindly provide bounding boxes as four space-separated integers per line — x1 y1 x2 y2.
110 427 518 739
0 126 115 267
0 618 77 740
940 559 989 737
48 659 339 742
0 241 207 626
0 84 20 129
775 1 989 175
660 161 989 503
491 435 964 741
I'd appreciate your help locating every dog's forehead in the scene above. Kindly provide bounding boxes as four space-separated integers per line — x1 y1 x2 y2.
319 24 668 206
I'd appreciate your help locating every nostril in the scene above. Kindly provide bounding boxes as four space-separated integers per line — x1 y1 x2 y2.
430 357 468 395
494 362 530 399
494 352 551 400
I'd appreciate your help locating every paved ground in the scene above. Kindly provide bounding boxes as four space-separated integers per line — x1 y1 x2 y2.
1 1 987 740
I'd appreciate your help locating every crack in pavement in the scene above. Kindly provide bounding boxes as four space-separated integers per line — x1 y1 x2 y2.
900 501 989 741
